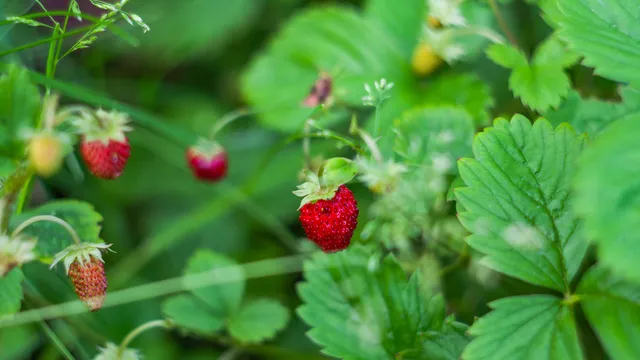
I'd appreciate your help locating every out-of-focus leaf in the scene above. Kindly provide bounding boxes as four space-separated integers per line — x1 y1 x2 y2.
463 295 584 360
455 116 587 291
297 246 447 359
228 299 290 343
0 64 40 159
0 268 23 316
545 87 640 136
365 0 426 59
577 266 640 359
573 115 640 282
423 73 494 126
162 294 225 334
394 107 474 174
10 200 103 260
418 318 471 360
0 325 37 360
242 6 411 132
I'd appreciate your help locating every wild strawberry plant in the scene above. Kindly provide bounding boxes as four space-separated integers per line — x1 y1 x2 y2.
0 0 639 359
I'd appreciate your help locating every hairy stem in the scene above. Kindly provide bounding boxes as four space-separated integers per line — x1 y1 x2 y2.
488 0 518 47
12 215 82 245
117 320 170 358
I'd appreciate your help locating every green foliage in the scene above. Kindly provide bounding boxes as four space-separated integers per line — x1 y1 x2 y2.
577 266 640 359
487 36 579 112
455 116 587 291
242 6 410 132
418 318 471 360
365 0 425 59
549 0 640 87
162 250 289 343
297 246 460 359
0 268 23 316
423 73 495 126
319 157 358 188
463 295 583 360
393 107 474 173
573 115 640 282
0 64 40 159
10 200 103 260
545 87 640 136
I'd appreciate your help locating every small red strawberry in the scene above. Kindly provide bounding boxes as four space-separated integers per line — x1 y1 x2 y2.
186 139 228 182
50 242 113 311
74 109 132 179
294 162 359 253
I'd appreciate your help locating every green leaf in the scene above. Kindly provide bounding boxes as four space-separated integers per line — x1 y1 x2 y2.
486 43 527 69
162 250 244 335
577 266 640 359
551 0 640 86
545 87 640 136
423 73 495 126
463 295 584 360
228 299 290 343
10 200 103 260
319 157 358 188
162 295 225 334
394 107 474 174
573 115 640 282
488 36 578 112
297 246 446 360
0 64 40 159
183 250 244 315
455 115 587 292
419 318 471 360
365 0 426 59
242 6 409 132
0 268 23 316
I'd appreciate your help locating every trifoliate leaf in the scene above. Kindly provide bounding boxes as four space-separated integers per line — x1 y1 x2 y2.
550 0 640 87
10 200 103 260
463 295 584 360
573 115 640 282
577 266 640 359
394 107 474 175
228 299 290 343
545 87 640 136
455 115 587 292
0 268 23 316
487 36 578 112
242 7 409 132
162 250 245 336
297 246 447 360
162 295 225 334
423 73 495 126
365 0 425 59
0 64 40 160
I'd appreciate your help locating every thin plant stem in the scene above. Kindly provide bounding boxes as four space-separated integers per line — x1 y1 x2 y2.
0 25 94 58
52 1 76 77
373 106 380 138
0 254 307 328
117 320 170 358
12 215 82 245
38 321 76 360
210 108 253 139
35 0 58 25
303 119 312 169
219 347 242 360
488 0 518 47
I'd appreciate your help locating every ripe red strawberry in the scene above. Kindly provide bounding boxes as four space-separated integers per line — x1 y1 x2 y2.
73 109 132 180
298 185 359 252
50 242 113 312
68 256 107 311
186 139 228 182
80 137 131 179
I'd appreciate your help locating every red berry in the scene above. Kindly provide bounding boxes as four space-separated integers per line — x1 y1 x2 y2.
186 147 228 182
299 185 359 252
68 256 107 311
80 137 131 179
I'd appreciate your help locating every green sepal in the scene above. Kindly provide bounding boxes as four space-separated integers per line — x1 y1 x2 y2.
318 157 357 188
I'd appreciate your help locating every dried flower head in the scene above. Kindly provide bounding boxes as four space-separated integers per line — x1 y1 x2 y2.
0 234 37 276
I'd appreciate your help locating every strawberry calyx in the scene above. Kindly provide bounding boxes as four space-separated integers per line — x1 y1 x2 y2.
188 138 225 159
293 157 358 209
50 242 113 274
71 108 132 144
293 170 341 210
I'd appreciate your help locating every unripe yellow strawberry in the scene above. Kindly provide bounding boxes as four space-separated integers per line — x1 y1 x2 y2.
29 133 64 177
427 16 442 29
412 42 443 76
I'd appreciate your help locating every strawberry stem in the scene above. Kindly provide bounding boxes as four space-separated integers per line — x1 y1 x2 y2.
117 319 171 358
12 215 82 245
210 108 253 139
